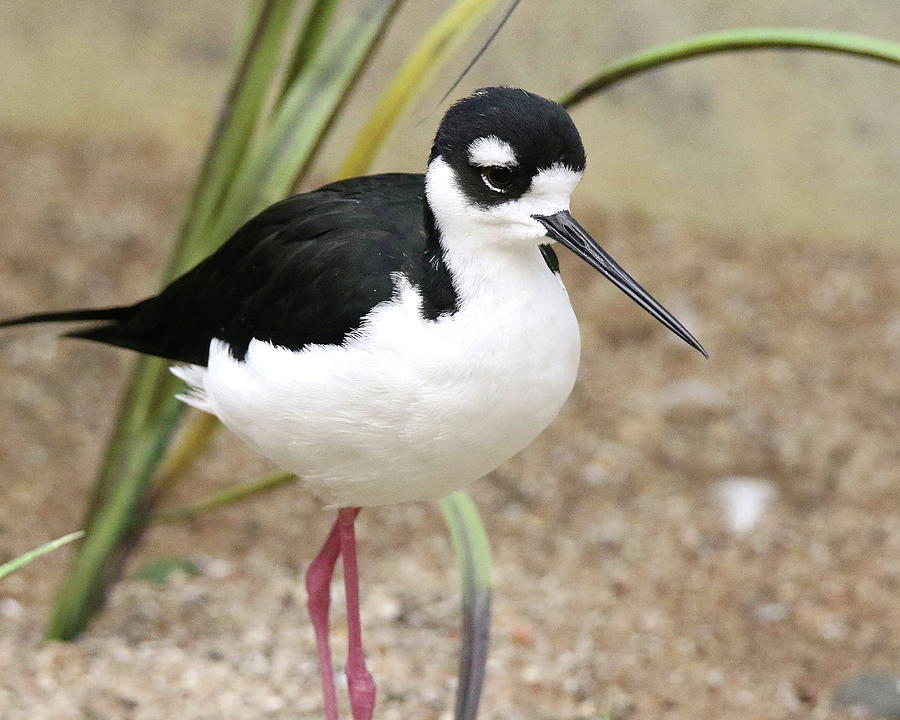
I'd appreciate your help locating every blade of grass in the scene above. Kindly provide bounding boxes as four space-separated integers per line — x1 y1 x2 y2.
172 0 302 274
45 370 184 640
281 0 343 98
559 28 900 109
45 0 309 642
337 0 501 180
151 411 223 499
211 0 404 241
0 532 85 582
165 0 270 273
152 471 296 524
4 473 294 582
69 0 302 532
440 491 492 720
437 0 523 106
47 0 408 641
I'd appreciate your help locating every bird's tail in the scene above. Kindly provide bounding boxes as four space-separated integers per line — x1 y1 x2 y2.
1 301 188 361
0 306 132 332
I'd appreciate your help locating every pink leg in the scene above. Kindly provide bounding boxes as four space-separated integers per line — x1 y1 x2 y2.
338 507 376 720
305 516 343 720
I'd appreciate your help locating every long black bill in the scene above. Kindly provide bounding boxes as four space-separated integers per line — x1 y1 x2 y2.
535 211 708 358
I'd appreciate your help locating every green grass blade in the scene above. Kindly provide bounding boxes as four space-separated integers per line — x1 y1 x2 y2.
45 0 306 642
153 471 297 524
281 0 343 97
0 532 84 582
46 363 184 640
151 412 223 499
560 28 900 109
173 0 300 274
338 0 501 180
168 0 274 276
46 0 405 641
75 0 300 519
440 491 492 720
210 0 403 240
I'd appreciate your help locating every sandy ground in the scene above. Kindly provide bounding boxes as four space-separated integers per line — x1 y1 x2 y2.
0 132 898 719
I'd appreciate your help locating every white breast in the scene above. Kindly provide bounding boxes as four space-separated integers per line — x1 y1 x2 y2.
173 244 580 507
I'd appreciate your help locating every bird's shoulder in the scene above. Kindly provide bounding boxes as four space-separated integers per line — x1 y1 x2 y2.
225 172 427 257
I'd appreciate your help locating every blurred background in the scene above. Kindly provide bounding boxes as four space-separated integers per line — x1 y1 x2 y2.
0 1 898 719
1 0 899 245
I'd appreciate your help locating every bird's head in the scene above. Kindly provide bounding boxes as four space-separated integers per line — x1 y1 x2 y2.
426 86 586 247
426 86 707 357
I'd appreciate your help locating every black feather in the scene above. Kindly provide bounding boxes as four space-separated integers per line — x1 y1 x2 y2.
539 244 560 274
3 174 458 366
0 306 131 329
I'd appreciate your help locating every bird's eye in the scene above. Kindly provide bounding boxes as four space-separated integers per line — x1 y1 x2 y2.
481 166 515 193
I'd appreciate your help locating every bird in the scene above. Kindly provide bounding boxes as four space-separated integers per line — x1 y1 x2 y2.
1 86 706 720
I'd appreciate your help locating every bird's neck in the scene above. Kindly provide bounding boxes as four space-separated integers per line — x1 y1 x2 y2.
417 204 460 319
423 203 549 313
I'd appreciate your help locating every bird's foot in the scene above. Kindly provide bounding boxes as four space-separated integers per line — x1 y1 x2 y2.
346 659 376 720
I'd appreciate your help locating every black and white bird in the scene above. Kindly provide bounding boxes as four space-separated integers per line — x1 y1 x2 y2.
1 87 705 720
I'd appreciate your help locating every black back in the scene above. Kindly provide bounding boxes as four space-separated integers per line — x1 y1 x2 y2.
72 174 440 365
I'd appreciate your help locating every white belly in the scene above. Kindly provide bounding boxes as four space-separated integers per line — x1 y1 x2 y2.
174 247 581 507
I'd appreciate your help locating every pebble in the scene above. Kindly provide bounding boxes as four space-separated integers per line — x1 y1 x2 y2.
0 598 24 619
753 602 788 623
660 379 728 411
713 477 778 534
833 673 900 718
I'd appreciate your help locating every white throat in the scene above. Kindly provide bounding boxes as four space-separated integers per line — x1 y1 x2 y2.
424 157 581 247
424 156 582 297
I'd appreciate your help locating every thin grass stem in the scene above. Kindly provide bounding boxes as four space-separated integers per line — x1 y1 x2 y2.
0 532 85 582
560 28 900 109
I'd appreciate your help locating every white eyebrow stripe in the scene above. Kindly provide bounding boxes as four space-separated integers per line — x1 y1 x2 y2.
467 135 517 167
529 163 582 197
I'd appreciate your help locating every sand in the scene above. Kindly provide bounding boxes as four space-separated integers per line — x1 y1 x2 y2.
1 132 898 719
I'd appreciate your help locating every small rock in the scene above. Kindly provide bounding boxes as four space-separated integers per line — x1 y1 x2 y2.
833 672 900 718
520 664 541 684
714 477 778 534
511 625 533 647
199 557 233 579
661 379 728 411
753 602 788 623
0 597 24 618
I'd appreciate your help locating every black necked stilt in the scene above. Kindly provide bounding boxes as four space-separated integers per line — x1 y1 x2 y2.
1 87 706 719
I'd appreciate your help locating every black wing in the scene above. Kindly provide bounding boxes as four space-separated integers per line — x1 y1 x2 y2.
13 174 428 366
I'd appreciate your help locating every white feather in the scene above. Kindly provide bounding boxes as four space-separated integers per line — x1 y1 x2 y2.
171 365 214 413
467 135 517 167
